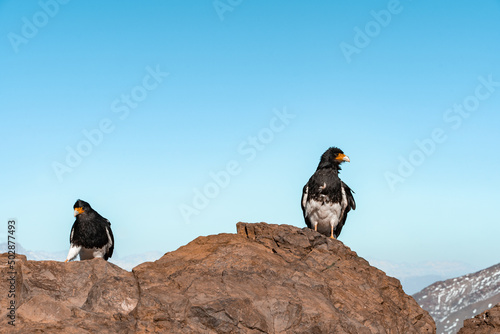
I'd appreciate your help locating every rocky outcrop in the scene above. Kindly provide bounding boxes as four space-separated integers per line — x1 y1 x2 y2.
0 222 435 333
0 252 137 333
458 303 500 334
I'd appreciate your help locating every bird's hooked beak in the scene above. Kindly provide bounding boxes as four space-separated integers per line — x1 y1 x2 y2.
336 153 350 163
74 207 84 217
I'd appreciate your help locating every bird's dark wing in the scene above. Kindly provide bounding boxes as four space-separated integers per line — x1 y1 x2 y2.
342 181 356 210
333 182 356 238
69 223 76 243
301 183 313 229
104 219 114 260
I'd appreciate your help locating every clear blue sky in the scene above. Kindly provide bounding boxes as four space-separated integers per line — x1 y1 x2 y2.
1 1 499 272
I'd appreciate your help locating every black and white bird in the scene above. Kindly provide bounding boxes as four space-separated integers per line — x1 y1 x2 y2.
65 199 114 262
301 147 356 239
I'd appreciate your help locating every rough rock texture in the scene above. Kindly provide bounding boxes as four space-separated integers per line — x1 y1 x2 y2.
414 263 500 334
458 303 500 334
0 253 138 333
0 223 435 333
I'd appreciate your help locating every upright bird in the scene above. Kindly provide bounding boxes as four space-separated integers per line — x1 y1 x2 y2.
65 199 114 262
301 147 356 239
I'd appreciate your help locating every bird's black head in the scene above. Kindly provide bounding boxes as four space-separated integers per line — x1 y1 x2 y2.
73 199 92 217
317 147 350 170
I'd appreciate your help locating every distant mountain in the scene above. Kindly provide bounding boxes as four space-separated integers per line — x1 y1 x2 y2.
413 263 500 334
368 259 476 295
0 242 163 271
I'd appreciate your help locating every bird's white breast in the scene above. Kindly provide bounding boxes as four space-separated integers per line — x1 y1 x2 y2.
305 185 348 235
306 198 341 231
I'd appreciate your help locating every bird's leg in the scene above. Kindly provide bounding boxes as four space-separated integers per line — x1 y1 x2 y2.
314 222 318 232
330 225 336 239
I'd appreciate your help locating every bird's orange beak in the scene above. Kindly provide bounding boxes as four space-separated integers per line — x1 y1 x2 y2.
74 207 84 217
336 153 350 162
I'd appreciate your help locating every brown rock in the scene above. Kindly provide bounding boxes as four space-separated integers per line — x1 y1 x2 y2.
133 222 435 333
0 252 26 329
0 222 436 333
0 255 138 333
458 303 500 334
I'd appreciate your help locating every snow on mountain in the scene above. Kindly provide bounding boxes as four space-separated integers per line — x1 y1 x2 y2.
413 263 500 334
